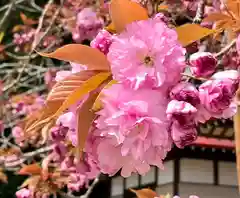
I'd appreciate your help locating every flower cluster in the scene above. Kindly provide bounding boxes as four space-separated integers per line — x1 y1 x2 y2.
72 8 104 43
65 18 239 177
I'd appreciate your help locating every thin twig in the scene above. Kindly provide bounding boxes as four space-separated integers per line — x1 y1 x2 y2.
193 0 205 24
215 38 237 58
0 0 15 31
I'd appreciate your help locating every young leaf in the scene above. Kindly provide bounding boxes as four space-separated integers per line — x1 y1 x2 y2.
158 4 168 11
0 171 7 183
20 13 38 25
27 72 111 132
110 0 148 32
76 91 103 159
53 72 111 117
130 188 157 198
39 44 110 71
176 23 214 46
203 13 231 23
105 22 116 33
17 164 42 176
20 176 41 189
92 79 117 111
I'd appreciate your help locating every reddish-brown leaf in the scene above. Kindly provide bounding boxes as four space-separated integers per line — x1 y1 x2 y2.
26 72 111 132
105 22 116 33
20 175 41 189
12 25 27 33
0 171 7 183
20 13 38 26
92 79 118 111
39 44 110 71
203 13 232 23
110 0 148 32
18 164 42 176
130 188 157 198
176 23 214 46
76 91 103 159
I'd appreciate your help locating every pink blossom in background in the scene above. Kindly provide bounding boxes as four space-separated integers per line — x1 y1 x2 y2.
13 29 35 52
16 188 32 198
72 7 104 43
107 18 186 90
189 52 217 78
12 126 25 144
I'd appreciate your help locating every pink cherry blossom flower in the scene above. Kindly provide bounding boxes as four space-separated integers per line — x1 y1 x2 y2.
107 18 186 90
199 78 238 119
94 84 172 177
166 100 198 148
16 188 32 198
212 70 239 81
189 52 217 78
170 82 200 106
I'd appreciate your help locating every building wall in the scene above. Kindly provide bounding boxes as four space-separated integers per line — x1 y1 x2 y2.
111 159 239 198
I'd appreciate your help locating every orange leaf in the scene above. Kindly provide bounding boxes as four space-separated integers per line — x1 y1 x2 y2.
52 72 111 117
130 188 157 198
158 4 168 11
226 0 240 18
92 79 118 111
18 164 42 176
20 13 38 26
203 13 231 23
26 71 99 133
20 176 41 189
176 23 215 46
27 72 111 132
76 91 104 159
105 22 116 33
110 0 148 32
39 44 110 71
0 172 7 183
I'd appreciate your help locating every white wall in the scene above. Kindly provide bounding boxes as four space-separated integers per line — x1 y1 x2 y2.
111 159 238 197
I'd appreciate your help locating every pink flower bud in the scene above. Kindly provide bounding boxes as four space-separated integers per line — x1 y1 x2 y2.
167 100 198 148
166 100 197 126
189 52 217 77
171 121 197 148
90 29 113 54
199 77 238 119
170 82 200 106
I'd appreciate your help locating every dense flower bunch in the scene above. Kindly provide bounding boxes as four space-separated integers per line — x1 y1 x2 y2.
36 15 239 179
